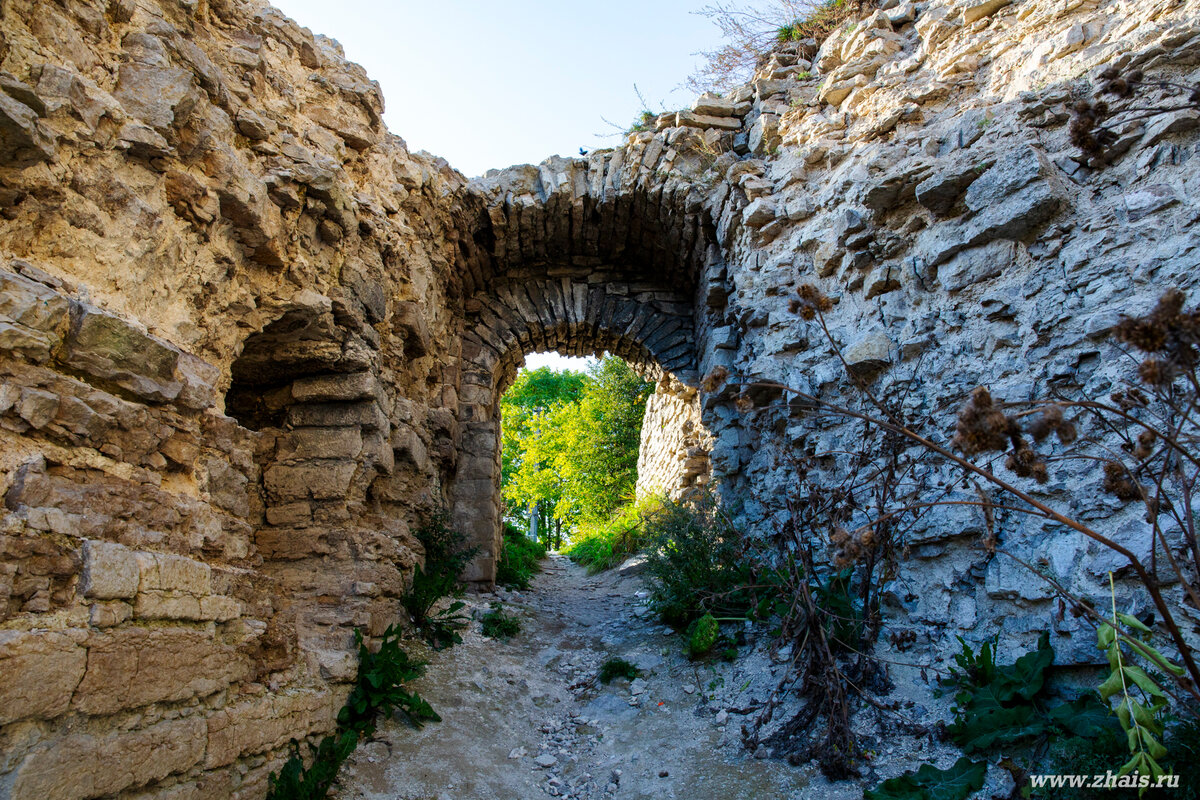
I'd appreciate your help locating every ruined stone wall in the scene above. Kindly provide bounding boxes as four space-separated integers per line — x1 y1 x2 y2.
682 0 1200 669
0 0 474 796
635 376 712 501
2 0 1200 795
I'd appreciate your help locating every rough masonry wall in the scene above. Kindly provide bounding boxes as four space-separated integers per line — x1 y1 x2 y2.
685 0 1200 668
0 0 474 797
2 0 1200 795
635 375 712 501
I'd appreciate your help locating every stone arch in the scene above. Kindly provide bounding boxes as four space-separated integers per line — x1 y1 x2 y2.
451 276 699 583
447 140 735 583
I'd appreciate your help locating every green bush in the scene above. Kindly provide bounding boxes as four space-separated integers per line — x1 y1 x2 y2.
1033 715 1200 799
777 0 870 45
266 625 438 800
598 657 641 684
565 498 660 573
626 109 657 135
401 508 478 649
864 757 986 800
496 523 546 589
688 613 720 657
480 602 521 640
641 496 765 628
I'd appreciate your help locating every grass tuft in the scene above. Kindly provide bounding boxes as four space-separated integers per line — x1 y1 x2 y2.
480 603 521 640
598 657 641 684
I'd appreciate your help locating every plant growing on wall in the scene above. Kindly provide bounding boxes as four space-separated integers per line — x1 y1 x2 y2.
709 284 1200 784
401 508 478 649
266 626 438 800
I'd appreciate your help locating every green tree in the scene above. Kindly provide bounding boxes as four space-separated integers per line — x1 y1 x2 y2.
500 366 586 538
555 357 651 525
500 357 651 546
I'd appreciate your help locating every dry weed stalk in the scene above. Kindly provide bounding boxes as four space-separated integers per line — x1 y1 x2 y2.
686 0 876 93
714 285 1200 767
1071 66 1200 168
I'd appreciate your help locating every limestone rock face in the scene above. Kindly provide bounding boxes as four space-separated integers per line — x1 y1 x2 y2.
1 0 1199 794
0 0 464 795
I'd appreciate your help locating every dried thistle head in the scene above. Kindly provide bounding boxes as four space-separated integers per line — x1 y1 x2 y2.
1137 357 1172 386
791 283 834 320
830 525 875 569
1005 440 1049 483
952 387 1013 455
1110 388 1149 411
1098 66 1142 98
1102 460 1142 501
1115 289 1200 389
1026 403 1077 446
702 365 730 393
1056 420 1077 445
734 391 754 413
1028 404 1063 442
1134 429 1157 461
1144 496 1161 522
1069 100 1117 167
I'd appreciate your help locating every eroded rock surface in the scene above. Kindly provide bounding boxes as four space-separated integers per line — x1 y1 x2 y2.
1 0 1198 795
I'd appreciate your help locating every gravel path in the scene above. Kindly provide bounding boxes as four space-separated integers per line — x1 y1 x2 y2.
330 553 861 800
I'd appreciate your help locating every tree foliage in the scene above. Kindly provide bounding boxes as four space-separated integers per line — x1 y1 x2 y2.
500 357 651 538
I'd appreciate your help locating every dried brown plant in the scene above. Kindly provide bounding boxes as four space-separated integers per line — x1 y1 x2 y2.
1070 66 1200 168
723 287 1200 763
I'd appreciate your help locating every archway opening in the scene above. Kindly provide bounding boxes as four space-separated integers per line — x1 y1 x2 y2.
449 271 708 585
499 352 650 556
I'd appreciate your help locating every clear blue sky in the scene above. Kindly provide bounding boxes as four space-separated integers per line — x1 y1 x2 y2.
269 0 726 178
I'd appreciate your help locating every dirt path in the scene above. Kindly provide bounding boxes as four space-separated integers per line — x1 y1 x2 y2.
331 554 865 800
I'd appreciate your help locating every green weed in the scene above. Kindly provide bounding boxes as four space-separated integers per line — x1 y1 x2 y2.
565 497 661 573
641 496 766 628
598 657 640 684
496 523 546 590
401 508 478 650
480 602 521 640
265 626 438 800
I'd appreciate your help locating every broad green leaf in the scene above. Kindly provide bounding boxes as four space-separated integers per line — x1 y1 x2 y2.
1117 612 1152 633
948 690 1046 752
1123 637 1186 676
1048 695 1115 738
1117 698 1132 730
1122 665 1167 698
994 631 1054 701
1129 699 1162 735
1107 642 1123 672
1099 669 1125 700
1098 623 1116 648
1146 731 1167 761
864 757 987 800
